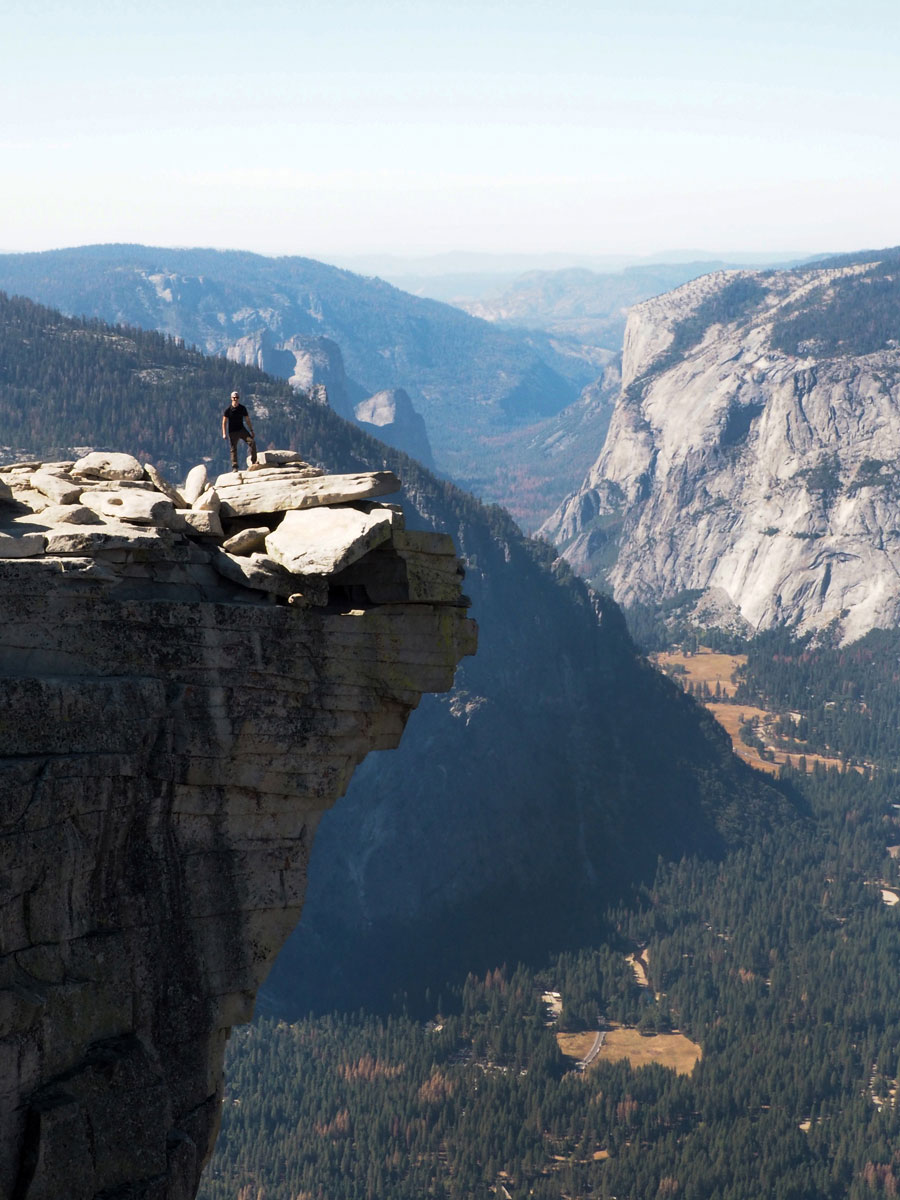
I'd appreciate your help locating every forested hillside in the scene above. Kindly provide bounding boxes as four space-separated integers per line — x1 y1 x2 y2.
0 290 791 1012
197 620 900 1199
0 245 605 517
200 765 900 1200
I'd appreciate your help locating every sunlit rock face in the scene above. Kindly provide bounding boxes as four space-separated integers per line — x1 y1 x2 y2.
0 454 475 1200
543 256 900 642
354 388 435 467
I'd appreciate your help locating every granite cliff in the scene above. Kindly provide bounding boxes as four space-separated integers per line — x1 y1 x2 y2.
0 452 475 1200
543 249 900 642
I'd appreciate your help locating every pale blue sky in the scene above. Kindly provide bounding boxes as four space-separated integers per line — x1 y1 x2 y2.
3 0 899 259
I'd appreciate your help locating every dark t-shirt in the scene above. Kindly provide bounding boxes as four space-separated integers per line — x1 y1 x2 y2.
224 403 249 432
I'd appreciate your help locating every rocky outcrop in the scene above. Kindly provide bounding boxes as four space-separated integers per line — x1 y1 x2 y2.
354 388 435 467
0 454 475 1200
542 255 900 642
226 333 356 419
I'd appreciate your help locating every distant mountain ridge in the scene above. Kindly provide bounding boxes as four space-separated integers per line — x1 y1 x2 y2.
542 247 900 643
0 244 600 513
460 260 742 349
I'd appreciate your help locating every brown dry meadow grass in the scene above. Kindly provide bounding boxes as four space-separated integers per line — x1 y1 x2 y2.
652 649 846 777
597 1026 701 1076
653 649 746 696
706 703 846 776
556 1032 600 1061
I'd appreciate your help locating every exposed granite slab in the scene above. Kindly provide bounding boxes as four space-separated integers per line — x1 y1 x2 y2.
217 471 401 517
264 504 402 576
72 452 146 481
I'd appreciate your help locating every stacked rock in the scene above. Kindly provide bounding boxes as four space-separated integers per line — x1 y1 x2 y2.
0 449 469 612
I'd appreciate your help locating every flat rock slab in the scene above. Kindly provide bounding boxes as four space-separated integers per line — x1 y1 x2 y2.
265 504 401 576
215 465 325 488
0 532 45 558
43 523 170 555
29 472 83 506
256 450 307 466
80 489 178 529
75 479 157 491
31 505 105 527
218 471 401 517
72 452 146 481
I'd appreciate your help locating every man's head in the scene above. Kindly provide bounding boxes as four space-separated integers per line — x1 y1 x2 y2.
230 391 240 406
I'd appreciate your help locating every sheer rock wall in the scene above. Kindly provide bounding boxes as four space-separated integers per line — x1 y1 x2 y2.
0 456 475 1200
542 259 900 641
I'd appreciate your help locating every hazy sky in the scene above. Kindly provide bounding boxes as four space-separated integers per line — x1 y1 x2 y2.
4 0 899 260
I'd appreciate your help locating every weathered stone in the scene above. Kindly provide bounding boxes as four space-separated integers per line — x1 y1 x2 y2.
182 465 209 506
145 463 187 508
177 509 224 539
29 471 83 506
214 465 324 488
333 537 466 604
209 549 299 598
0 478 15 503
393 529 457 556
74 479 157 491
71 452 146 481
354 387 434 466
79 489 178 529
0 452 476 1200
192 487 221 513
542 260 900 643
43 524 170 555
0 533 45 558
256 450 306 466
222 527 269 556
266 504 400 576
3 485 49 511
218 471 401 518
31 505 104 526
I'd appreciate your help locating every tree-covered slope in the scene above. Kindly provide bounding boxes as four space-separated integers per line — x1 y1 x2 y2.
0 244 599 496
201 765 900 1200
0 292 795 1009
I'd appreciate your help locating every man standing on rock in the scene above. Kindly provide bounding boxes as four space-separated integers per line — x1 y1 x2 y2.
222 390 258 471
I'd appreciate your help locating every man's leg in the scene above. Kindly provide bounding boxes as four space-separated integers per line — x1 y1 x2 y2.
228 431 241 469
246 433 257 465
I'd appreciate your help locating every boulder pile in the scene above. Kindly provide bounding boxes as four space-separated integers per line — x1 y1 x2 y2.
0 449 469 611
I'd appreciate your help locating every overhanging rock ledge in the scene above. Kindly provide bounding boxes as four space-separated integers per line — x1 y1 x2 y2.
0 452 476 1200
